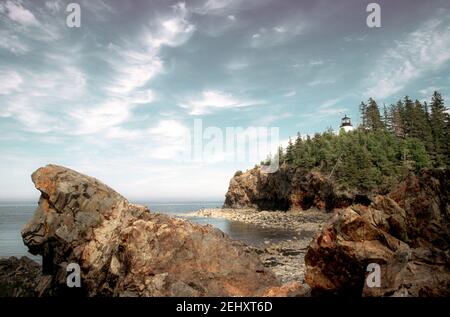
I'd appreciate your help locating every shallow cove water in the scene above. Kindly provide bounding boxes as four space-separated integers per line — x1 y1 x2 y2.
0 201 296 261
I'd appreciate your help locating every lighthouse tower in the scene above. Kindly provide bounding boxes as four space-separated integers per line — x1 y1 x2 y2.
340 115 354 132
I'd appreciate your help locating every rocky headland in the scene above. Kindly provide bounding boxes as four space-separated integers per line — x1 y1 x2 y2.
1 164 303 297
305 169 450 296
224 166 370 212
1 165 449 297
223 166 450 296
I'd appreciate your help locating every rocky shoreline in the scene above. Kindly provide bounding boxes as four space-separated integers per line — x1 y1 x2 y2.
189 208 333 285
5 164 307 297
1 165 448 297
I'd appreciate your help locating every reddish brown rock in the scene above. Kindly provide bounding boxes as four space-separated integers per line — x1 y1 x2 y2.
21 164 298 297
262 281 310 297
224 166 356 211
388 169 450 249
305 169 450 296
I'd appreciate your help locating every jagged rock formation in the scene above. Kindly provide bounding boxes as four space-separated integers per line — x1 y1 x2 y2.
224 166 361 211
20 164 301 297
305 169 450 296
0 256 48 297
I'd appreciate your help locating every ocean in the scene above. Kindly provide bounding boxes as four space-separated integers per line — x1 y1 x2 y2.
0 201 294 262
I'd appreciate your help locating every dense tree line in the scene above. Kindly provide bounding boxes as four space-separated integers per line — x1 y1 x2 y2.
263 91 449 193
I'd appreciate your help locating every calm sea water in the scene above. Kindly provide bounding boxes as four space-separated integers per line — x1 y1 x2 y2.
0 201 294 261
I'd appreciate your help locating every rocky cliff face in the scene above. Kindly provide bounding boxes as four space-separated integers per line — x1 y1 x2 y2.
305 169 450 296
224 166 359 211
18 164 301 297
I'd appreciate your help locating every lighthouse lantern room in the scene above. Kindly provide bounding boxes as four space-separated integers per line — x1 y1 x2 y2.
340 115 354 132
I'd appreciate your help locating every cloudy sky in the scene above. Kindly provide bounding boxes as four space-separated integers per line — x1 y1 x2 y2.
1 0 449 201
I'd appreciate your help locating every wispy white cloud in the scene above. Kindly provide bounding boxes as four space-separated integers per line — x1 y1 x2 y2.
45 0 62 14
308 78 336 86
419 86 442 96
147 120 190 159
194 0 269 16
283 90 296 97
2 0 448 201
309 59 325 66
0 54 87 133
0 1 196 141
104 2 195 102
0 30 29 54
366 17 450 99
80 0 114 21
291 59 329 69
0 64 86 105
180 90 265 115
107 50 163 96
0 70 23 94
343 35 367 42
300 98 347 120
1 96 58 133
320 98 340 109
69 100 133 135
250 22 306 48
194 0 237 15
149 2 195 48
226 60 249 71
273 26 286 33
0 0 62 42
251 112 291 126
2 0 39 26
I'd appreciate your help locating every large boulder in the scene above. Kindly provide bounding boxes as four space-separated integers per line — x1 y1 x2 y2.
305 169 450 296
224 166 356 211
21 164 296 296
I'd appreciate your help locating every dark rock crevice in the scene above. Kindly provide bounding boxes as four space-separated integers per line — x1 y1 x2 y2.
224 166 358 211
305 169 450 297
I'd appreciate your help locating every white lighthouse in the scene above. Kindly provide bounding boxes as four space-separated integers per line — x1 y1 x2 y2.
340 115 354 132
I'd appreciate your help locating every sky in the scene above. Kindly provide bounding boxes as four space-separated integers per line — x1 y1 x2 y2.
1 0 450 201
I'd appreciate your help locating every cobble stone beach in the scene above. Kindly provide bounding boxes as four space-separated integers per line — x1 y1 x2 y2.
189 208 333 285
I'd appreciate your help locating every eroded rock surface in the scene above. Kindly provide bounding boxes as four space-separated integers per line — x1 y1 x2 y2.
0 256 46 297
224 166 359 211
305 169 450 296
21 164 299 297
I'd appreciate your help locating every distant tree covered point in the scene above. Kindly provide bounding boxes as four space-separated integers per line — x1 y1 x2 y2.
263 91 449 193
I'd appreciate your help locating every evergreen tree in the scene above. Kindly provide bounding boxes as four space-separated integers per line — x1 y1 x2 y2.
293 133 304 167
402 96 415 137
277 146 285 165
365 98 384 130
259 92 448 193
285 138 294 164
402 138 430 171
359 101 368 129
429 91 449 166
390 100 405 138
382 103 391 131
